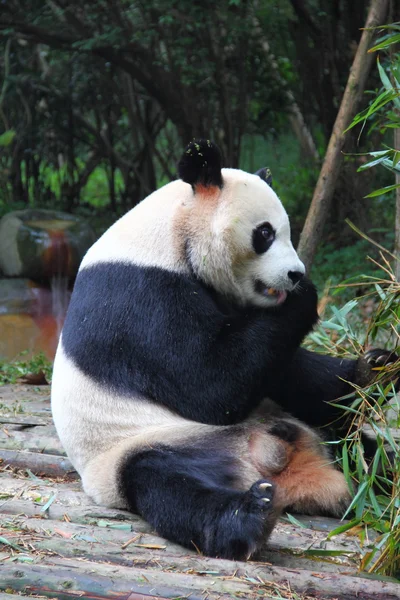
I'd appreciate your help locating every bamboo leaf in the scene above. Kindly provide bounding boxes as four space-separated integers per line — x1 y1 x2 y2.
0 536 24 552
392 150 400 167
326 518 361 539
369 33 400 52
357 156 393 171
9 555 34 563
368 487 382 517
97 520 132 530
320 321 344 331
376 58 400 110
40 492 57 514
0 130 15 147
26 469 42 483
301 548 356 557
367 150 392 157
364 183 400 198
284 513 308 528
366 23 400 32
377 58 394 93
343 481 369 519
346 90 399 132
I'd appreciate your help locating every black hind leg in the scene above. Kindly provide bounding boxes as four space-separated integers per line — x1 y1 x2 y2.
119 445 277 560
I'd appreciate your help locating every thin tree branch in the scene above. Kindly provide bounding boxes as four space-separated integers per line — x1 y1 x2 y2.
297 0 390 271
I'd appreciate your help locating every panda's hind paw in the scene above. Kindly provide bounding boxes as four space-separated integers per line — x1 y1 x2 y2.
244 479 275 512
206 479 277 561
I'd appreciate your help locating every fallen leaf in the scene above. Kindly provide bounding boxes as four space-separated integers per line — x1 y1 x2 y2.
53 528 73 539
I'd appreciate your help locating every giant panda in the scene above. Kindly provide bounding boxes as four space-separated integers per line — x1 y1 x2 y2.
51 139 396 561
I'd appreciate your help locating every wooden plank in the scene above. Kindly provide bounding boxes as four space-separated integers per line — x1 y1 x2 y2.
0 595 55 600
0 384 397 597
0 595 172 600
0 475 366 568
0 514 356 573
0 415 50 426
1 556 399 600
0 385 52 419
0 424 65 456
0 561 260 600
0 425 65 455
0 596 173 600
0 449 77 479
0 497 151 532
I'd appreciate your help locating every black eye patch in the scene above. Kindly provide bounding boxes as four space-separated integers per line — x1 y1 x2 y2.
252 222 275 254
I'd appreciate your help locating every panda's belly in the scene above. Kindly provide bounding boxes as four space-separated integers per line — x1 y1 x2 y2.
51 341 196 475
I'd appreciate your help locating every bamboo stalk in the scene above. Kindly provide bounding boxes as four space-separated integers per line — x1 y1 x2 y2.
394 128 400 280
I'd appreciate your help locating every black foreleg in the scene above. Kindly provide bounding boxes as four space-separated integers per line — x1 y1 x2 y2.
267 347 358 428
119 445 276 560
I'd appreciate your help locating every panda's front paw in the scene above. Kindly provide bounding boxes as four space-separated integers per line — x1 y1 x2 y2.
356 348 400 388
284 276 319 326
364 348 399 369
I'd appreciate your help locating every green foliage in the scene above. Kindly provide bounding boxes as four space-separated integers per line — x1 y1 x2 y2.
307 260 400 578
0 352 52 385
311 233 394 296
347 24 400 196
240 132 320 232
0 0 377 220
0 130 15 146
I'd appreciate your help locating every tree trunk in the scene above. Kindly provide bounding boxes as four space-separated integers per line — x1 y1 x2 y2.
297 0 389 272
395 127 400 281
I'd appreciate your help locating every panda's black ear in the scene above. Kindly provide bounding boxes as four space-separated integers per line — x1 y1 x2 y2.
255 167 273 189
178 139 223 189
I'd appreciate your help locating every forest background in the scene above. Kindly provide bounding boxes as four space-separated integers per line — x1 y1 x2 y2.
0 0 399 290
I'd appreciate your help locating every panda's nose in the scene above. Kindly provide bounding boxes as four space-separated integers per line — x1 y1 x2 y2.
288 271 304 285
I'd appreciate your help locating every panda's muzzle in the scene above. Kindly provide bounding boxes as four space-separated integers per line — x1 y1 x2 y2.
254 279 288 304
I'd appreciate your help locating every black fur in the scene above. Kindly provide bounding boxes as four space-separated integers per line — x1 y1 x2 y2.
255 167 273 188
63 262 362 427
267 348 358 428
119 444 276 560
252 222 275 255
178 139 223 188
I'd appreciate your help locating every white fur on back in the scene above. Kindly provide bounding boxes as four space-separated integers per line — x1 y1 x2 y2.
80 180 191 273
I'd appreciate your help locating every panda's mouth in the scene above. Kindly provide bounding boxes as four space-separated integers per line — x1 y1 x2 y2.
254 280 288 305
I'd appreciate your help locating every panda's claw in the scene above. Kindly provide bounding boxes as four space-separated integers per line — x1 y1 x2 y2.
365 348 398 367
259 482 273 489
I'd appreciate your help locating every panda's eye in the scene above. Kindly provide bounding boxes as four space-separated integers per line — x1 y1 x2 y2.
252 222 275 254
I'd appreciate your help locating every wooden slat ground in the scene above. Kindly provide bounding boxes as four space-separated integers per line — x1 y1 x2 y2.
0 384 399 600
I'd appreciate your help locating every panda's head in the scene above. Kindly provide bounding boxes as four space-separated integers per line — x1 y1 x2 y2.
178 139 305 308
